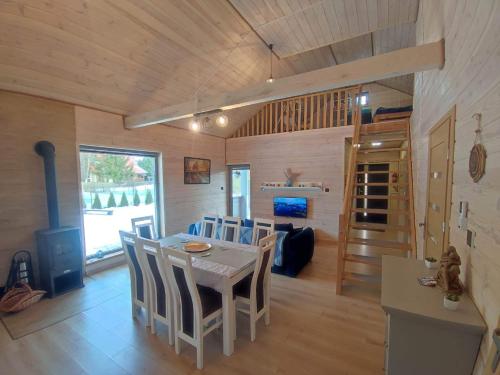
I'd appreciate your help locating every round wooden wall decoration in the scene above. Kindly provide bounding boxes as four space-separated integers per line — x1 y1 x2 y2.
469 143 486 182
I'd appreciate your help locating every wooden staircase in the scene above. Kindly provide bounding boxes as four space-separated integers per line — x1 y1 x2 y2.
336 116 416 294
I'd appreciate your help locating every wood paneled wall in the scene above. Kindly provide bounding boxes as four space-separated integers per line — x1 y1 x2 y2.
226 126 354 241
0 91 81 280
75 107 226 236
412 1 500 372
0 91 226 286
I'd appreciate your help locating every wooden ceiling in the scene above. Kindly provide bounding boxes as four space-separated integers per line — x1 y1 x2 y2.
0 0 294 115
282 22 416 95
0 0 417 136
229 0 419 57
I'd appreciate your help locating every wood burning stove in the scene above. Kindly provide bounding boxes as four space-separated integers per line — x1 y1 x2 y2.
35 141 84 298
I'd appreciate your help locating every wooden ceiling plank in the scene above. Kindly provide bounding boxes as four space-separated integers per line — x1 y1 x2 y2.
355 0 370 35
377 0 389 29
323 0 342 40
125 40 444 128
333 0 350 38
366 0 379 31
344 0 360 37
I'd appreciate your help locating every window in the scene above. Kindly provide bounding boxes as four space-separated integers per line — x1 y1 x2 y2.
356 92 369 106
79 146 160 261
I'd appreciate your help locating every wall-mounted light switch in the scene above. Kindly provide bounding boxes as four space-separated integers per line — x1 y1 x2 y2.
466 229 476 248
458 201 468 231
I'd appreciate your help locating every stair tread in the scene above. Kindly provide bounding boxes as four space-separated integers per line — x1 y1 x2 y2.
360 136 407 143
359 147 408 153
342 272 381 288
344 254 382 267
356 159 407 163
354 182 409 186
354 194 409 200
351 208 408 214
355 171 407 175
350 222 410 231
348 237 411 250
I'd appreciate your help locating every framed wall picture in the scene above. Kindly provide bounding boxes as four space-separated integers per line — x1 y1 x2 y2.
184 157 211 184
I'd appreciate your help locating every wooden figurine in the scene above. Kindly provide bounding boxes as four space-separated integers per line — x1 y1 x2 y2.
436 246 464 295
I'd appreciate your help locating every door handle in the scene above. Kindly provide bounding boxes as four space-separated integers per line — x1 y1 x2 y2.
418 222 426 228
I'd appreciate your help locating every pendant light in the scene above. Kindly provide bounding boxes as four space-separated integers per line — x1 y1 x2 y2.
266 44 274 83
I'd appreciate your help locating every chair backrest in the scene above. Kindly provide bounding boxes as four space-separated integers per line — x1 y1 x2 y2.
161 247 202 338
251 233 277 312
119 230 145 304
251 218 275 246
221 216 241 243
132 216 157 240
200 214 218 239
136 237 170 319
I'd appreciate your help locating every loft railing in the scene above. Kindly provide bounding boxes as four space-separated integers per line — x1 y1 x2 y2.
230 85 362 138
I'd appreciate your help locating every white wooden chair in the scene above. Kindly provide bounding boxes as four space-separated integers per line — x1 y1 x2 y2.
200 214 218 239
251 218 275 246
136 237 174 345
119 230 150 325
161 247 223 369
233 233 277 341
132 215 157 240
221 216 241 243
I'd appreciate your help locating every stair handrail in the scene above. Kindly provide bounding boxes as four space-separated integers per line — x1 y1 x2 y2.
336 85 363 294
406 119 417 258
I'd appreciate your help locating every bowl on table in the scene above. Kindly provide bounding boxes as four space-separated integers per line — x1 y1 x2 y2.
183 241 212 253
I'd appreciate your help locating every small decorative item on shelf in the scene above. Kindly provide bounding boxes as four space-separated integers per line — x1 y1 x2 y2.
284 168 300 187
424 256 438 269
443 293 460 311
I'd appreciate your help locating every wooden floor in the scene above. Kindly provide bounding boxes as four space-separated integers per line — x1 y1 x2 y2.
0 242 385 374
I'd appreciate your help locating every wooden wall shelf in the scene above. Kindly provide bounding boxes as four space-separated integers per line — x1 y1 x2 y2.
260 186 323 192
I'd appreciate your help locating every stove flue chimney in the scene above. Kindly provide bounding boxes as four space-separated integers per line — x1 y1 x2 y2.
34 141 60 229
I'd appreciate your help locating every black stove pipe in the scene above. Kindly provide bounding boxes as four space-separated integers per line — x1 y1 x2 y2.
34 141 60 229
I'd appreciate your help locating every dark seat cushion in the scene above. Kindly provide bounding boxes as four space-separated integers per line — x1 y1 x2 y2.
197 285 222 318
233 273 253 298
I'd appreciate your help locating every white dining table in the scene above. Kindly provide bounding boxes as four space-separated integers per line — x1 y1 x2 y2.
159 233 258 356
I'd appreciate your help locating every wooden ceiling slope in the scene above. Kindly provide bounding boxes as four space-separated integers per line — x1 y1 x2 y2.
0 0 297 115
229 0 419 58
125 41 444 130
0 0 419 137
283 22 417 95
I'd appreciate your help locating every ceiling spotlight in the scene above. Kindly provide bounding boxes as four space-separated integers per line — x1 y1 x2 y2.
371 141 382 147
216 114 228 127
190 119 200 132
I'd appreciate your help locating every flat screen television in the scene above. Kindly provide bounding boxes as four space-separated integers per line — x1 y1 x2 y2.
273 197 307 218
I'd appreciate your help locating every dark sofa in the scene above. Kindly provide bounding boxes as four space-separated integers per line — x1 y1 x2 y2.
243 221 315 277
271 224 315 277
188 220 315 278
